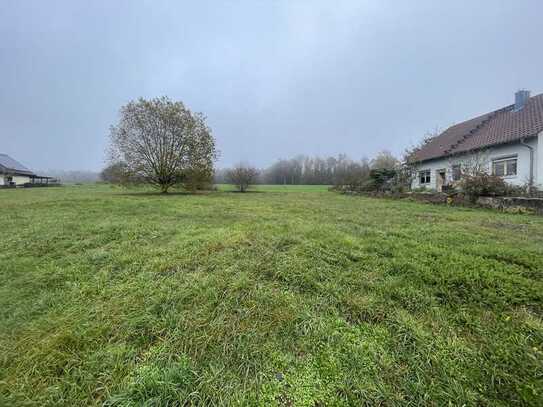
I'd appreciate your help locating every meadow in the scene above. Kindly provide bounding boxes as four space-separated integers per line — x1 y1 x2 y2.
1 184 542 406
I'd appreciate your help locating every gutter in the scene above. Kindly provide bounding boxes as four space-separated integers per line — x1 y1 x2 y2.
520 138 534 190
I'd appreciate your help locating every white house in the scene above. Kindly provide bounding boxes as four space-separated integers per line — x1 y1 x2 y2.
410 90 543 191
0 154 54 186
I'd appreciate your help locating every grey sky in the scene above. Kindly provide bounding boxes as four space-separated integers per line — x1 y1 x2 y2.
1 0 542 171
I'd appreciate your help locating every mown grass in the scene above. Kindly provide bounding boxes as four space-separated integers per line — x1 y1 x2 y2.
1 184 542 406
216 184 331 192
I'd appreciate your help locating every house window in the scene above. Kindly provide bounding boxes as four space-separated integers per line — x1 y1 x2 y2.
419 170 431 185
452 165 461 181
492 157 517 177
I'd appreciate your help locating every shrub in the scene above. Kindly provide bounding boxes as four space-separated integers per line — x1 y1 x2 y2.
226 163 259 192
512 183 543 198
366 168 397 192
100 162 130 184
100 161 147 187
182 167 214 191
333 161 371 192
459 173 510 202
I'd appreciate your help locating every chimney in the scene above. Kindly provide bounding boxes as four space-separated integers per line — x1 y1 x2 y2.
514 89 531 111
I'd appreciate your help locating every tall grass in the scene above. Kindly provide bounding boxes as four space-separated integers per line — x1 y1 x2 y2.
1 185 542 405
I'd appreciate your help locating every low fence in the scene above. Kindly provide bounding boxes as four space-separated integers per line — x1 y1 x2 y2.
475 196 543 215
349 191 543 215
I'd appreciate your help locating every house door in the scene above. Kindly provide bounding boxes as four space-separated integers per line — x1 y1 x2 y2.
436 169 446 192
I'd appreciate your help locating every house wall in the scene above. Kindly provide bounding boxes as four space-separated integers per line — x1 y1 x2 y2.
13 175 30 185
1 175 31 186
411 137 539 190
537 131 543 188
13 175 31 185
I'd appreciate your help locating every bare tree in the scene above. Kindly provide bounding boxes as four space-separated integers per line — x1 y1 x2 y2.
334 159 371 191
402 129 440 188
404 128 440 164
226 163 259 192
457 150 491 176
108 97 217 193
370 150 400 170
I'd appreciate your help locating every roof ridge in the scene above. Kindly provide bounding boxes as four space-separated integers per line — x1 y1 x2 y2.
443 105 511 155
410 92 543 163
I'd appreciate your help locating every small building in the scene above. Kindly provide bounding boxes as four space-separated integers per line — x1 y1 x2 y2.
0 154 55 187
409 90 543 191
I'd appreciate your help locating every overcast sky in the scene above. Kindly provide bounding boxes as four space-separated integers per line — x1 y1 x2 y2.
1 1 542 171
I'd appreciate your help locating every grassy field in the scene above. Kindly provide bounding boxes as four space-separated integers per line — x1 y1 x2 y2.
217 184 331 192
1 184 542 406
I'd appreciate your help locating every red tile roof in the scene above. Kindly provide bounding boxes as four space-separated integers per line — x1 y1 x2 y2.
410 93 543 163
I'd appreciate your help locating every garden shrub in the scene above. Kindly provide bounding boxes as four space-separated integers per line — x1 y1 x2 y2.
459 173 510 202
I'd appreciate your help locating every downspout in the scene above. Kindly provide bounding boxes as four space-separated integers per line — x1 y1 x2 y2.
520 138 534 192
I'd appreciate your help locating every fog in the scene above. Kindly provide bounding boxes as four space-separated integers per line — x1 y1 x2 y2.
1 0 542 172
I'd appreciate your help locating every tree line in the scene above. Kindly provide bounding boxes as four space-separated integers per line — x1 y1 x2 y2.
101 96 414 193
105 96 522 197
215 151 400 186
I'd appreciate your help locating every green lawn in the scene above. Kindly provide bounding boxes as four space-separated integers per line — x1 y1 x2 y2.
216 184 331 192
1 184 542 406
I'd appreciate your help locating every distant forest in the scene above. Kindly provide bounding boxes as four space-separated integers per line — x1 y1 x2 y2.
215 152 399 185
40 169 100 184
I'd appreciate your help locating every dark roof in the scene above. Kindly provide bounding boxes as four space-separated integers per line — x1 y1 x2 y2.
410 93 543 163
0 154 35 176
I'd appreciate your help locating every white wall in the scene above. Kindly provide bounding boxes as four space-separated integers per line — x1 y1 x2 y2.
13 175 31 185
537 131 543 188
0 175 31 186
411 137 539 190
